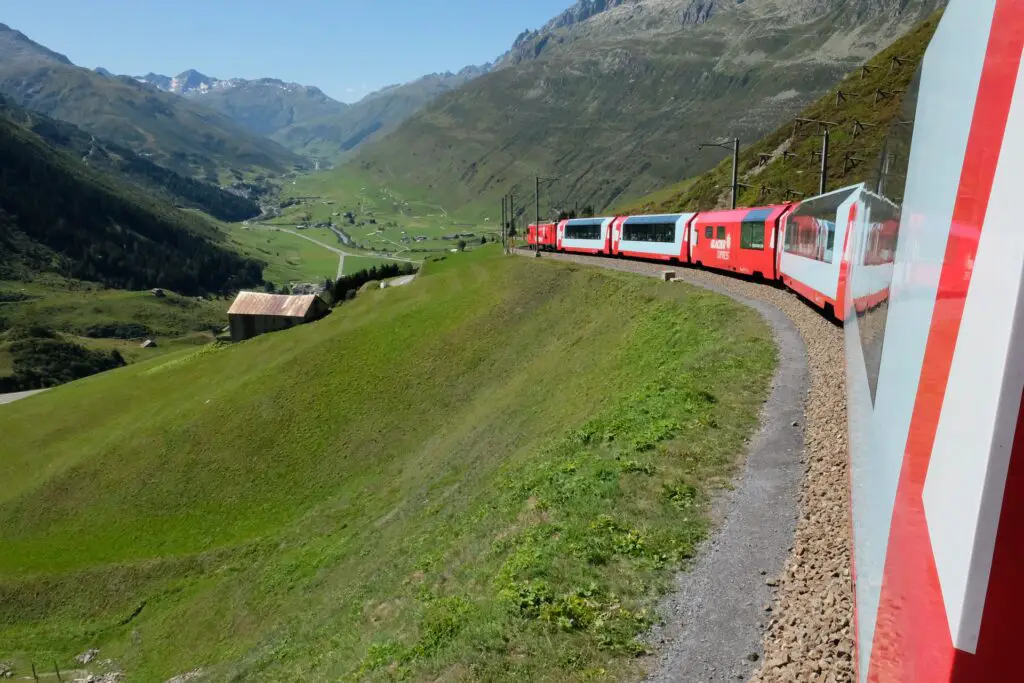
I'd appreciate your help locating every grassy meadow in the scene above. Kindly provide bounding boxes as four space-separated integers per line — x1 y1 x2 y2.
0 278 231 375
0 248 774 681
276 166 495 255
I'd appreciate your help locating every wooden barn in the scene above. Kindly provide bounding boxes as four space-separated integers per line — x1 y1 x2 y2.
227 292 329 342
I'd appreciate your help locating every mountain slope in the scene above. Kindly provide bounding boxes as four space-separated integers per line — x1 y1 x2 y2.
272 65 491 160
0 24 304 180
350 0 945 219
616 11 940 214
0 113 263 294
0 96 259 222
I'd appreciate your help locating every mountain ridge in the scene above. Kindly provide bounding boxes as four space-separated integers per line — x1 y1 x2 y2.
0 24 304 180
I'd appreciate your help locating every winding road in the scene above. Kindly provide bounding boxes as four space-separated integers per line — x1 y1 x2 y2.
246 226 419 280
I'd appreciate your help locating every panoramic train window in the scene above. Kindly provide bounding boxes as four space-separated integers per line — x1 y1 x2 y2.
854 63 920 404
741 222 764 250
565 220 602 240
784 185 857 263
623 221 676 243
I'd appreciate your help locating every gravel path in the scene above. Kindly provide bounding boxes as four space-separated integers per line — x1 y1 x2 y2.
514 250 854 682
0 389 46 405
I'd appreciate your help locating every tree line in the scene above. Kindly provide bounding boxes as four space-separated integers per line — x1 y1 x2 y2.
330 261 418 304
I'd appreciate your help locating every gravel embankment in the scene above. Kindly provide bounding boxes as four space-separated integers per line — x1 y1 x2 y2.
514 250 853 682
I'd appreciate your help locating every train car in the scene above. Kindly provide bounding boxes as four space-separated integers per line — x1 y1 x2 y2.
847 189 900 316
688 205 793 279
611 213 695 262
778 184 866 320
526 222 558 251
556 217 615 255
843 0 1024 679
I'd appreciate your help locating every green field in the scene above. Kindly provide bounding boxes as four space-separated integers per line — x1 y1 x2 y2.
0 279 232 385
0 248 773 681
276 166 497 256
0 279 228 339
226 225 341 285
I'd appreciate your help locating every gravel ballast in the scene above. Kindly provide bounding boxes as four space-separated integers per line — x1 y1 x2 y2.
514 250 854 682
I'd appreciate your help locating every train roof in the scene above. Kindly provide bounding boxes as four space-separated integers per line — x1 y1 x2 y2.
692 204 792 223
622 213 695 224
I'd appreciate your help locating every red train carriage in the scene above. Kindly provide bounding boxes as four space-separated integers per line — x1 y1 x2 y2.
611 214 695 262
526 223 539 247
688 205 793 279
556 217 615 255
526 222 558 250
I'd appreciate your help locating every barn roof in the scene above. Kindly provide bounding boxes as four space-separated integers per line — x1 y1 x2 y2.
227 292 322 318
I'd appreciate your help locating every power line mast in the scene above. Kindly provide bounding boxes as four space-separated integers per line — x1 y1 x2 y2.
699 138 740 209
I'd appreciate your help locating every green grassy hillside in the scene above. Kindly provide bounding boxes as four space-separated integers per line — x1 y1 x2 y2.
615 12 941 214
0 248 773 682
350 0 944 220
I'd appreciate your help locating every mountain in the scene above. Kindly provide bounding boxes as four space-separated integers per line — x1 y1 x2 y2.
616 11 940 215
138 71 350 137
272 64 491 161
138 65 490 161
0 95 260 222
0 108 263 294
0 23 305 181
0 22 71 65
348 0 946 219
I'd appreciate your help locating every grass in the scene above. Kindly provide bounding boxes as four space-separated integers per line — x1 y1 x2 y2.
277 166 494 255
0 279 228 340
226 225 341 284
0 247 774 682
614 12 942 214
0 278 230 385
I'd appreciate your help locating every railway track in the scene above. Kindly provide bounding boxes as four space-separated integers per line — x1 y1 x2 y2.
515 249 854 682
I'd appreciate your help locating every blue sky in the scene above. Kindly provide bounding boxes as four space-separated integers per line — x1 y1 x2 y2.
3 0 570 102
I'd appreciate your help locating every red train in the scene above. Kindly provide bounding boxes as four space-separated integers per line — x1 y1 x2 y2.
525 183 889 321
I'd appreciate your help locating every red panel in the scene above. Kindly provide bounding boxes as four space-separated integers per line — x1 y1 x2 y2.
691 205 789 278
868 5 1023 679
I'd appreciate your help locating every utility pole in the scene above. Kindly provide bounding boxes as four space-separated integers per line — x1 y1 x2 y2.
699 138 740 209
509 193 515 247
501 194 507 251
535 176 559 252
819 129 830 196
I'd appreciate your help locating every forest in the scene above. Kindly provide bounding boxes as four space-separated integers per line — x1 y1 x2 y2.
0 116 265 295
